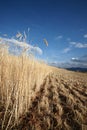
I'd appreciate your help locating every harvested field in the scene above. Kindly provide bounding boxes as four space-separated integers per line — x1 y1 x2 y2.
0 67 87 130
15 69 87 130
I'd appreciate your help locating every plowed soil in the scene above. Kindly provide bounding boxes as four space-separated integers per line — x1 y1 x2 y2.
12 68 87 130
0 68 87 130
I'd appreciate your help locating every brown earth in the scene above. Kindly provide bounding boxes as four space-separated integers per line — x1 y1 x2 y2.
10 68 87 130
0 67 87 130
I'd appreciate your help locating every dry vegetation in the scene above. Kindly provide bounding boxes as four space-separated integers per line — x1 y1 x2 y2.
0 47 87 130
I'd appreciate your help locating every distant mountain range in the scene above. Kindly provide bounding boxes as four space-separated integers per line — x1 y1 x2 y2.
65 67 87 72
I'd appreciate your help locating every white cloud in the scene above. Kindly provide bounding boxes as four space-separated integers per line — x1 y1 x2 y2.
75 43 87 48
62 40 87 54
50 61 87 68
55 35 63 40
69 41 76 45
66 55 87 68
0 37 43 55
71 57 78 60
32 46 43 55
3 34 8 37
49 54 87 69
63 47 71 53
71 55 87 63
67 38 71 41
69 41 87 48
84 34 87 38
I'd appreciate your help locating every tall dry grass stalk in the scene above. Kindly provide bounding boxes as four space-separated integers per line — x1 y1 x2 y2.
0 47 51 129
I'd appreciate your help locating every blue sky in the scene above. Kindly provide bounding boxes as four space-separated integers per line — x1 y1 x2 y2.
0 0 87 68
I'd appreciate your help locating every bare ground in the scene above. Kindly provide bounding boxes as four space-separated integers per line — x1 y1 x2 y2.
0 68 87 130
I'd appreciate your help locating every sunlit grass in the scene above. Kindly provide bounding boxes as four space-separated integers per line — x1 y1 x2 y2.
0 32 87 130
0 46 52 129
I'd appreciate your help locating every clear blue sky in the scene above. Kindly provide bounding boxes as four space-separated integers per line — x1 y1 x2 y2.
0 0 87 68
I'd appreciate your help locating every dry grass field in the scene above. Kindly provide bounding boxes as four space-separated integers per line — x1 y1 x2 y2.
0 48 87 130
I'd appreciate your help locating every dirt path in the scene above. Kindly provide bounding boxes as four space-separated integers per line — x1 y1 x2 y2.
12 69 87 130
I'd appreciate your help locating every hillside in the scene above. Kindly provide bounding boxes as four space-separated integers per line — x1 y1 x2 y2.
0 62 87 130
15 68 87 130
